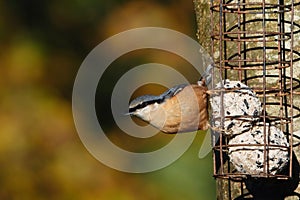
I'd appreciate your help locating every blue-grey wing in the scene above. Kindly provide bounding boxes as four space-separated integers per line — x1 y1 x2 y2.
159 84 188 99
128 83 188 112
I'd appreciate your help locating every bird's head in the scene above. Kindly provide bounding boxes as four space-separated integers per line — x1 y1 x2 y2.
128 94 163 122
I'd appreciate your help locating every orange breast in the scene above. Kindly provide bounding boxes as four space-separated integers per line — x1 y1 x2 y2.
150 84 208 134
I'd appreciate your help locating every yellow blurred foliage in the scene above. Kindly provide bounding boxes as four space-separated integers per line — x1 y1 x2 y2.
0 0 215 199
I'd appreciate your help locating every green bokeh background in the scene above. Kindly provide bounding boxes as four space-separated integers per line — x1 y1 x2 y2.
0 0 215 199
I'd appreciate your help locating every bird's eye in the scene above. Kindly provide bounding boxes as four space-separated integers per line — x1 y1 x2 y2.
141 102 148 108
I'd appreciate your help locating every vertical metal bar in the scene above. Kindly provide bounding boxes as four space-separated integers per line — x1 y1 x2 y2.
262 0 268 176
237 0 242 81
219 0 224 176
280 0 289 137
289 0 295 178
223 1 228 80
210 0 217 178
242 0 247 84
278 0 284 133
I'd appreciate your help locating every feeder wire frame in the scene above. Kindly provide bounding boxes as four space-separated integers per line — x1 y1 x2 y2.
208 0 300 199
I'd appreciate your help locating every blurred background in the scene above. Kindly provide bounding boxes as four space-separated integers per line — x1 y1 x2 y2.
0 0 215 199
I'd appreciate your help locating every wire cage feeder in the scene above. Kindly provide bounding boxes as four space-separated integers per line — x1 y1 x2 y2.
195 0 300 199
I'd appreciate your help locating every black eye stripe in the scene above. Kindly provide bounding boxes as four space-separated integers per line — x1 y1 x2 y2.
129 98 164 113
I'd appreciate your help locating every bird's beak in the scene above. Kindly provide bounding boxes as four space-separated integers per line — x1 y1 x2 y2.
123 112 133 116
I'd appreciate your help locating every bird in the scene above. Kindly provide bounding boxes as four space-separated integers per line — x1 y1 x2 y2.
127 82 209 134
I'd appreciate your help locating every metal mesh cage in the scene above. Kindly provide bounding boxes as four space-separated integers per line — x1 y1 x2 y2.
194 0 300 199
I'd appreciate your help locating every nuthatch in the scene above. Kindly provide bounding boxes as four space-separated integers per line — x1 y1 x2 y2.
128 82 209 134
